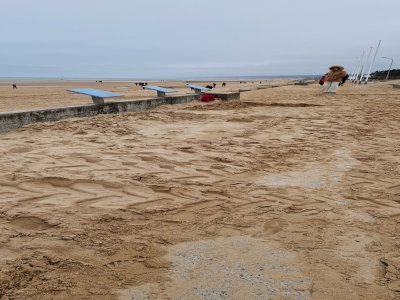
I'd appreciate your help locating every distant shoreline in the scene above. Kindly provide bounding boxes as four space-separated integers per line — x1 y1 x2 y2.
0 75 316 83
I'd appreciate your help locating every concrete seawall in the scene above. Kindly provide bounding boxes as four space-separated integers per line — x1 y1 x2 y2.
208 92 241 101
0 92 240 134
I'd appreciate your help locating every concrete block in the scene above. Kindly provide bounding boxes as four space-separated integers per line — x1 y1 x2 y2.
209 92 240 101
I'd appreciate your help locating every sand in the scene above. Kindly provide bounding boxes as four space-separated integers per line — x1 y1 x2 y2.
0 82 400 299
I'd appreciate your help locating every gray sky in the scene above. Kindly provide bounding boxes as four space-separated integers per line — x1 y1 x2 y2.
1 0 399 79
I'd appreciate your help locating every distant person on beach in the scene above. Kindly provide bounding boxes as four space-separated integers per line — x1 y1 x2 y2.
213 83 216 88
222 82 226 87
13 84 17 89
323 65 347 94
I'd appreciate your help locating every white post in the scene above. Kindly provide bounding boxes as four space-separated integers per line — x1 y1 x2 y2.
351 54 363 81
365 40 382 84
386 59 394 81
359 47 373 84
382 57 394 81
349 58 357 80
355 51 366 82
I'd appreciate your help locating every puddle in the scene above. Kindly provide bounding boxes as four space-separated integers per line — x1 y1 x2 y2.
257 168 325 189
117 237 311 300
257 148 358 189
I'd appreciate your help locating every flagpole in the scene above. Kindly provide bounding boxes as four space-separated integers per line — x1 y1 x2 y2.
355 51 366 82
359 47 373 84
351 53 363 81
365 40 382 84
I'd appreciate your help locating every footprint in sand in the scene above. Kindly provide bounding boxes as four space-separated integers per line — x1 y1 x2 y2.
10 216 51 231
263 219 289 236
8 145 32 154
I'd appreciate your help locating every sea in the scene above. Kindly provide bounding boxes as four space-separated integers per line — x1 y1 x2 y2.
0 75 319 83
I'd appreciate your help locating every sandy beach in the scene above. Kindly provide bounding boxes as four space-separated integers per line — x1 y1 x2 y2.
1 82 400 299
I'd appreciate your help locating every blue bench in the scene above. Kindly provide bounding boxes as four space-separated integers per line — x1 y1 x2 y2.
67 88 122 104
186 84 211 94
143 86 177 98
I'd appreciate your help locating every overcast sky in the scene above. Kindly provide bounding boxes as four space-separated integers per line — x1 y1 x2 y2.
1 0 399 79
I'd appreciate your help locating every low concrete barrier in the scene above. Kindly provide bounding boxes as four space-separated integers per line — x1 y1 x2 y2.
209 92 240 101
0 92 241 134
0 94 202 134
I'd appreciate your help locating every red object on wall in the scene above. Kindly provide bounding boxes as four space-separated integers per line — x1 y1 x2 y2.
201 94 216 102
